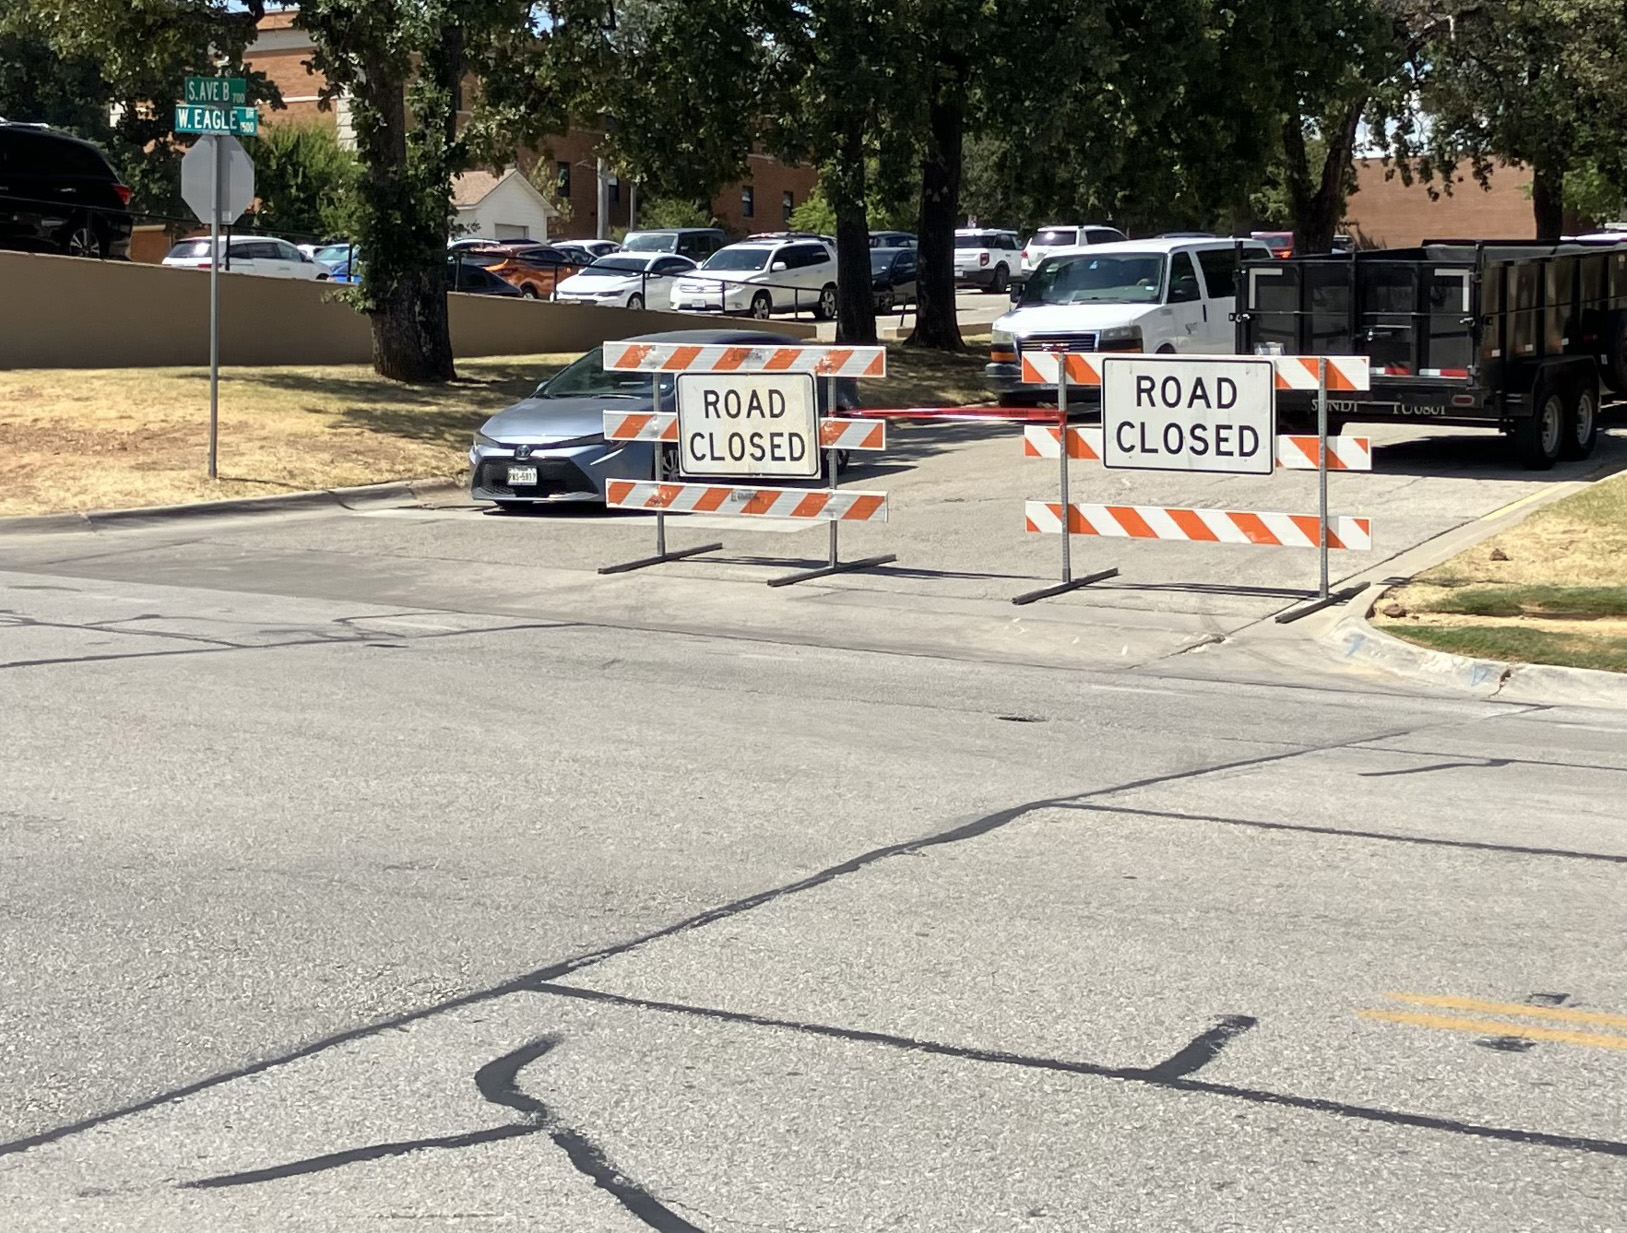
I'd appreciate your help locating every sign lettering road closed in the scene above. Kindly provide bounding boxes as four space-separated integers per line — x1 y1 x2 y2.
677 372 819 478
1101 355 1275 476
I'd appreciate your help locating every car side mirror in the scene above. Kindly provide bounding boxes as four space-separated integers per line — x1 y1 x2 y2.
771 261 788 272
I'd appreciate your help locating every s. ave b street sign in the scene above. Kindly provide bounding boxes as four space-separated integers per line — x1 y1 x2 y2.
1101 355 1275 475
185 76 247 106
676 372 818 478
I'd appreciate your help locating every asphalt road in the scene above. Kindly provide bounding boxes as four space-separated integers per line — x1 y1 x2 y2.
2 415 1626 1230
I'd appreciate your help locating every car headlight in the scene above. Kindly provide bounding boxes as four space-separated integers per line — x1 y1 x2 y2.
1098 325 1140 344
990 327 1014 349
473 430 502 448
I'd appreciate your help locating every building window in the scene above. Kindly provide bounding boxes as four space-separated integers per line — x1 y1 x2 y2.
556 161 571 196
608 174 620 205
782 190 794 224
741 185 754 218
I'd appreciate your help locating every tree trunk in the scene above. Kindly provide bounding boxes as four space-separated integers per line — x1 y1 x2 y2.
1531 157 1564 240
827 123 876 345
354 49 456 383
908 81 965 352
1284 97 1364 255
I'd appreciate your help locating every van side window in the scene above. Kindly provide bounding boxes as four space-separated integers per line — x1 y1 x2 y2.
1167 252 1202 303
1195 248 1240 299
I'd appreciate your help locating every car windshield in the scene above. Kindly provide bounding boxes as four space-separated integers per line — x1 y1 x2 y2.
537 349 673 400
1021 253 1166 305
622 233 679 252
586 257 652 274
955 234 999 249
870 252 901 273
166 240 213 259
314 244 356 265
1032 228 1078 247
702 248 770 271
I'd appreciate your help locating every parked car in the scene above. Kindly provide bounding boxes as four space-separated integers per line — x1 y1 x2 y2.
564 237 622 259
984 236 1274 404
313 240 359 271
553 240 613 267
458 242 585 298
954 228 1023 293
468 329 858 509
869 230 916 248
1020 224 1128 274
1252 230 1295 258
162 234 330 279
447 257 524 296
669 237 839 320
871 246 918 311
0 120 133 258
555 253 697 309
620 227 728 261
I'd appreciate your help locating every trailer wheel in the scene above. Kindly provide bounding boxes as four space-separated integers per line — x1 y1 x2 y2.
1512 385 1564 470
1562 380 1600 460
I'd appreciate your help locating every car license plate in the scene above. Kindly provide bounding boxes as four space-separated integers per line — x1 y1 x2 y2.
507 465 538 485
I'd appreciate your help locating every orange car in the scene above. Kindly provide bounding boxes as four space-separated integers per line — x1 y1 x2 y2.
454 242 585 298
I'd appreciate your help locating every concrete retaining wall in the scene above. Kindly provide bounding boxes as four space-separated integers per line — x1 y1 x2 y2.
0 250 813 369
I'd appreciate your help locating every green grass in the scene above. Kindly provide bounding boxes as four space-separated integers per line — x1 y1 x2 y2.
1386 623 1627 674
1418 584 1627 619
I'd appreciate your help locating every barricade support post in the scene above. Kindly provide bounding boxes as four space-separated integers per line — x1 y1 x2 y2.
1012 347 1118 605
768 374 897 587
597 370 724 575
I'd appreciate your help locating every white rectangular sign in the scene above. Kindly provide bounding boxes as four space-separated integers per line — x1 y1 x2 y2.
676 372 819 478
1101 356 1276 476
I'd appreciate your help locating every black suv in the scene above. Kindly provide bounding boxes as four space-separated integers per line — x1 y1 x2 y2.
0 121 133 258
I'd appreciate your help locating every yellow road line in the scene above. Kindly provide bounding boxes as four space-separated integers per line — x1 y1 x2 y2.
1479 487 1571 521
1361 1008 1627 1051
1384 992 1627 1030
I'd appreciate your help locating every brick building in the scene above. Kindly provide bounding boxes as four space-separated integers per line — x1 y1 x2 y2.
245 8 816 242
1342 158 1539 247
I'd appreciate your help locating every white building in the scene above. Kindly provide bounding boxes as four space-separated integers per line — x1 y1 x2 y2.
451 169 558 243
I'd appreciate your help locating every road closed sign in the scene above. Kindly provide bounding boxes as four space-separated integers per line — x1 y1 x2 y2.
1101 356 1275 475
677 372 819 478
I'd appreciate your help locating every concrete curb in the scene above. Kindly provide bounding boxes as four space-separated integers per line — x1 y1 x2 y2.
1330 602 1627 707
0 477 462 536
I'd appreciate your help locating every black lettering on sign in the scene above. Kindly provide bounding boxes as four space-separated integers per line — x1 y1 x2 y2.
1136 375 1157 406
1160 376 1182 407
750 434 767 461
1116 421 1136 452
1218 377 1237 410
1188 378 1212 409
1139 423 1159 455
789 434 806 462
687 432 710 460
1238 425 1260 457
728 433 746 461
1163 422 1184 454
703 390 721 419
769 389 786 418
1215 425 1234 456
1189 423 1210 455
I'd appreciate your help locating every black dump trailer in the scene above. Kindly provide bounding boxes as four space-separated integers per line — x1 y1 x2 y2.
1234 240 1627 468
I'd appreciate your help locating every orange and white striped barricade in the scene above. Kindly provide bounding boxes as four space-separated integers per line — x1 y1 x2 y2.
598 340 892 585
1016 351 1375 617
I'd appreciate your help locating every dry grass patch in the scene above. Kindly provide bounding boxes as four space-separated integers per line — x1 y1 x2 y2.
1374 470 1627 672
0 354 576 515
0 341 996 517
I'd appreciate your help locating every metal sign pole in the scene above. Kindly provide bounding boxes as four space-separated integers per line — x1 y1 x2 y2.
597 371 723 575
1318 355 1330 599
1012 351 1117 605
207 133 221 479
768 373 895 587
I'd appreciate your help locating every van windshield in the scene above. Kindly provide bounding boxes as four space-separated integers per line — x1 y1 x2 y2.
1020 253 1166 305
1032 228 1079 248
621 233 679 252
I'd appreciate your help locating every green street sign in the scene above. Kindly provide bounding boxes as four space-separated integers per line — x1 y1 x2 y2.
185 76 246 107
174 104 258 136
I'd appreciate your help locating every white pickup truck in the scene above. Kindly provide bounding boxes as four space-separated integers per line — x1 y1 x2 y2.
984 237 1275 404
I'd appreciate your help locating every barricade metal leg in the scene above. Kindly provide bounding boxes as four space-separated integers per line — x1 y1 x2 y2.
1274 358 1357 622
769 375 896 587
1013 356 1118 605
598 377 723 575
